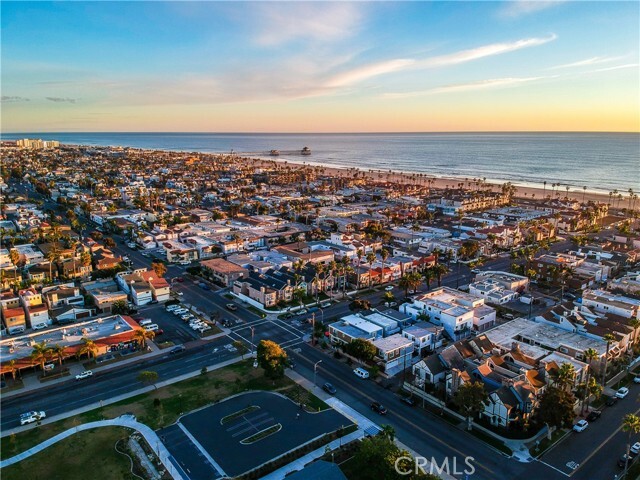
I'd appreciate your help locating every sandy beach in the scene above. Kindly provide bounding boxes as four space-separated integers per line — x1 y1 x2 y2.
244 156 615 206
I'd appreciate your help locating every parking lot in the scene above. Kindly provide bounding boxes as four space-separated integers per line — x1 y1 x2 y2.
135 303 202 345
177 391 351 477
228 317 310 352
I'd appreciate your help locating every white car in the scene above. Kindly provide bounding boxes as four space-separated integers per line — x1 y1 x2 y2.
573 420 589 432
631 442 640 455
20 411 46 426
634 376 640 384
176 292 184 296
616 387 630 399
75 370 93 380
384 285 394 291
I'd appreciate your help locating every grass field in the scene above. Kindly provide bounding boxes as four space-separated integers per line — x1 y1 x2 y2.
2 427 136 480
1 359 326 461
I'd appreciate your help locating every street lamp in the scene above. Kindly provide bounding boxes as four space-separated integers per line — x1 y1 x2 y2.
313 360 322 387
250 326 255 357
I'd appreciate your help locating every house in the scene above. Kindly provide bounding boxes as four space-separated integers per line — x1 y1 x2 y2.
413 354 449 386
139 271 170 302
581 289 640 319
42 284 85 309
402 323 444 355
2 307 27 334
469 279 518 305
51 305 94 324
19 287 50 329
233 270 293 308
200 258 248 287
371 334 414 376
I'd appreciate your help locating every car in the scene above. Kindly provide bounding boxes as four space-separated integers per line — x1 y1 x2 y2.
616 387 629 399
618 453 634 468
32 323 46 331
200 284 211 291
502 313 515 320
320 301 331 308
322 382 337 395
401 396 416 406
281 313 293 319
296 309 308 316
225 303 238 311
634 376 640 384
605 396 617 406
371 402 388 415
169 345 186 354
384 285 394 291
176 291 184 296
586 410 602 422
175 277 184 282
384 301 398 307
630 442 640 456
20 411 46 426
573 420 589 432
75 370 93 380
471 268 481 274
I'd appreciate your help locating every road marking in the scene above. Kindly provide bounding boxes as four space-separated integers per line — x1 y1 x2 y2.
294 348 497 478
271 317 307 336
533 458 571 477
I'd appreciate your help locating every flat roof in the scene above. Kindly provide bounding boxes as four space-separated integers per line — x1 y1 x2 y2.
363 312 398 329
341 314 383 334
372 334 413 352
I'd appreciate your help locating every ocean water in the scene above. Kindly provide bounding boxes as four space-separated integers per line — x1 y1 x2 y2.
2 132 638 193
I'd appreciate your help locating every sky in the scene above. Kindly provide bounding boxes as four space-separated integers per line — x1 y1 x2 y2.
1 1 639 133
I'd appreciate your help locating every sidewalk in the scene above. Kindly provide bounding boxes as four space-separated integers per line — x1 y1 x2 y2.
2 331 229 400
0 414 185 480
1 355 243 439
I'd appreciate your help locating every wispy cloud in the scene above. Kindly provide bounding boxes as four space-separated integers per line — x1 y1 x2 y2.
550 55 624 69
383 76 550 99
419 35 557 68
499 1 565 19
324 59 416 88
253 3 363 46
1 95 30 103
46 97 77 103
589 63 639 73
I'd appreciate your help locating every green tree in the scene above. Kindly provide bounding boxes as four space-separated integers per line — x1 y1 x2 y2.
532 386 576 431
256 340 288 380
233 340 247 359
30 342 51 375
50 344 66 366
77 338 99 360
622 414 640 474
137 370 159 389
452 381 488 431
601 333 616 385
111 300 129 315
551 363 576 392
133 328 156 349
345 338 377 362
151 261 167 278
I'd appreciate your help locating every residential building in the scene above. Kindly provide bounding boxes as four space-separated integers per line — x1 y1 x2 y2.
201 258 248 287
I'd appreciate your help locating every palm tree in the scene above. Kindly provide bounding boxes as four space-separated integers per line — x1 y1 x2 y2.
51 344 66 366
433 263 449 287
399 275 411 298
133 328 156 349
581 348 599 413
380 248 390 284
551 362 576 392
601 333 616 386
355 249 363 291
78 338 99 360
151 261 167 278
423 267 435 290
7 359 18 381
30 342 51 374
622 414 640 475
629 318 640 348
9 249 20 285
46 245 60 281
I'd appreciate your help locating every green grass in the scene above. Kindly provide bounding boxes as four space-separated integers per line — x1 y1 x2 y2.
1 360 303 461
240 423 282 444
2 427 137 480
467 428 513 456
532 428 568 457
220 405 260 425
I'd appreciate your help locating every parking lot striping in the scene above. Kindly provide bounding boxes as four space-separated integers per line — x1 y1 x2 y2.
533 458 571 477
231 320 271 331
281 339 304 348
225 412 271 431
567 404 640 477
294 349 498 479
230 418 276 438
271 318 308 337
177 422 227 478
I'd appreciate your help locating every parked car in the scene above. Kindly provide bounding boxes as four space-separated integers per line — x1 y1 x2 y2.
573 420 589 432
169 345 186 354
618 453 634 468
401 396 416 406
634 376 640 384
384 285 394 291
75 370 93 380
296 309 308 316
20 411 46 426
320 301 331 308
616 387 629 399
371 402 388 415
322 382 337 395
353 367 370 379
586 410 602 422
225 303 238 311
471 268 481 274
631 442 640 456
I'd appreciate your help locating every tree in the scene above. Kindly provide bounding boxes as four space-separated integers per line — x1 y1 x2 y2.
622 414 640 474
9 249 20 284
111 300 129 315
551 363 576 392
151 261 167 278
133 328 156 349
80 251 92 268
532 386 575 431
345 338 377 362
233 340 247 359
256 340 288 380
30 342 51 374
380 248 390 284
51 344 66 366
78 338 98 360
452 382 488 431
601 333 616 385
433 263 448 287
104 237 116 248
380 424 396 442
581 348 599 413
7 359 18 381
137 370 159 389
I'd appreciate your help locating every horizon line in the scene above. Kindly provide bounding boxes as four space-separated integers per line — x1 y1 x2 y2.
1 130 639 135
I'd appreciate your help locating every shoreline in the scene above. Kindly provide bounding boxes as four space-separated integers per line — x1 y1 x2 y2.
245 155 616 205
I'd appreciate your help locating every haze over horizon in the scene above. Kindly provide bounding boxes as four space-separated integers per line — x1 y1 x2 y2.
2 1 639 133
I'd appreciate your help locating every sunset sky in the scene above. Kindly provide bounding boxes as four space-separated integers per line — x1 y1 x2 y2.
2 1 639 133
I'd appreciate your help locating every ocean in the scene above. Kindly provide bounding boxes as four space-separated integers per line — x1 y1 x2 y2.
2 132 638 193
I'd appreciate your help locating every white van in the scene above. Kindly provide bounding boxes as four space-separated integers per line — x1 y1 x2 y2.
353 367 370 379
166 304 180 311
144 324 159 331
138 319 152 327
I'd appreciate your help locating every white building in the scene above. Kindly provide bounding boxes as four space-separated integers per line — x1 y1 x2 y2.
582 289 640 319
469 279 518 305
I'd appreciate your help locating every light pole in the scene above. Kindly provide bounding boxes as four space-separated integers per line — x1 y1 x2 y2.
250 326 255 356
313 360 322 387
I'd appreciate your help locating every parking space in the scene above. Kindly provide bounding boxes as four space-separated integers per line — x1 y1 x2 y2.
136 303 200 345
178 391 351 477
158 424 221 480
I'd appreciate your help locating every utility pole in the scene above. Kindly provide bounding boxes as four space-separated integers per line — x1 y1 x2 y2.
311 313 316 346
314 360 322 387
250 326 255 356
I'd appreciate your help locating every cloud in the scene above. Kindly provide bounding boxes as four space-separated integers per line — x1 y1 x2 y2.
45 97 77 103
383 76 550 99
253 3 363 46
550 56 624 69
324 59 416 88
419 35 557 68
1 96 30 103
589 63 639 73
499 1 564 18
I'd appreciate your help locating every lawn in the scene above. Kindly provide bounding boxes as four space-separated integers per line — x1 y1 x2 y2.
1 359 315 461
2 427 137 480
